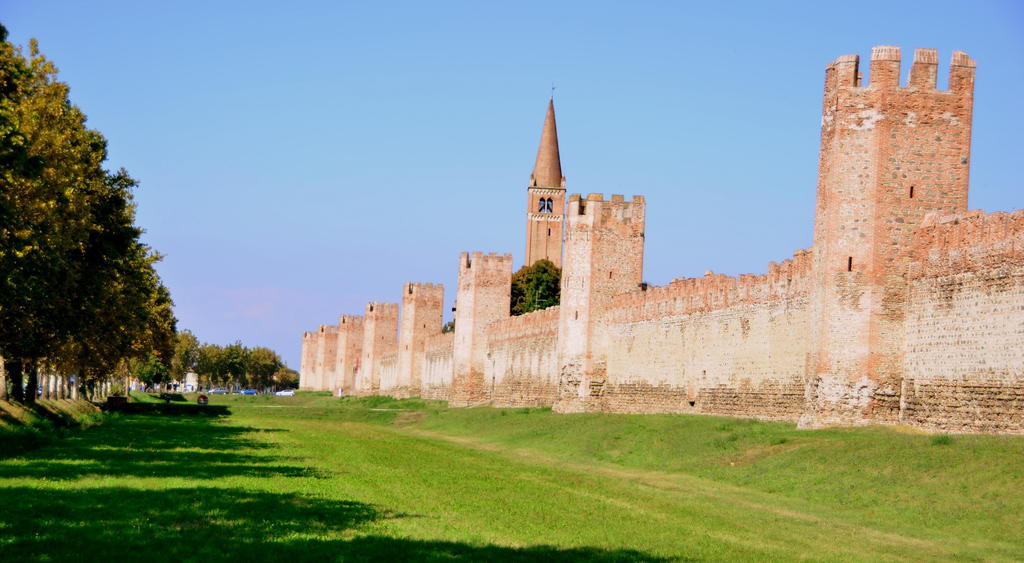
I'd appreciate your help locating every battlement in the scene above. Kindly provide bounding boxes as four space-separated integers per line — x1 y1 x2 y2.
486 306 560 341
318 324 338 334
365 302 399 317
909 210 1024 279
338 314 364 327
826 46 974 92
566 193 645 228
425 330 455 353
404 282 445 300
460 251 514 271
605 250 813 323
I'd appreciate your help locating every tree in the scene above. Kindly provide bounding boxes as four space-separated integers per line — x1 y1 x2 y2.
195 344 225 388
510 259 561 316
0 26 176 401
170 330 199 382
129 353 169 389
221 342 248 387
247 347 282 390
273 367 300 390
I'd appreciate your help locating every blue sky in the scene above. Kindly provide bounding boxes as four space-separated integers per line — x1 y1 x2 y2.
5 1 1023 368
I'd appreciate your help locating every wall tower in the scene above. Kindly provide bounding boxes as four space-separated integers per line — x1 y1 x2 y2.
356 302 398 395
397 282 444 397
333 314 364 394
524 99 566 268
299 331 319 389
555 194 646 413
315 324 338 391
804 46 975 426
451 252 513 406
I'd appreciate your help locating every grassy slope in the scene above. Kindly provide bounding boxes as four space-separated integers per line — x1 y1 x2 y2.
0 399 102 455
0 392 1020 561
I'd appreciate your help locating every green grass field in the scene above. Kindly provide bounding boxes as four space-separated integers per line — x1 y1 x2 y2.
1 392 1022 561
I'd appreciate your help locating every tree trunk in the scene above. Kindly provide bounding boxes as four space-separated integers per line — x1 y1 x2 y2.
40 368 50 400
25 359 38 405
0 357 7 402
9 360 24 402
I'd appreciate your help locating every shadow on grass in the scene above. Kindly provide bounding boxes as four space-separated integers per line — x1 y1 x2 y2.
0 415 317 480
0 411 676 562
0 486 674 562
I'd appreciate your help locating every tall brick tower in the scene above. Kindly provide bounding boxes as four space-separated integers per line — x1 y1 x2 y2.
333 315 364 394
804 47 975 426
397 282 444 397
356 302 398 395
299 331 318 390
555 194 646 413
451 252 513 406
524 99 566 267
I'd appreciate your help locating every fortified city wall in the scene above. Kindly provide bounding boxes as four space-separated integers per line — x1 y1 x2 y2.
485 306 560 408
422 331 454 400
595 251 813 418
901 210 1024 433
299 46 1023 434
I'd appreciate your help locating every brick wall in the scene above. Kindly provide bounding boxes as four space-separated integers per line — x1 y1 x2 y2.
422 331 454 400
595 252 813 419
486 305 560 407
901 210 1024 433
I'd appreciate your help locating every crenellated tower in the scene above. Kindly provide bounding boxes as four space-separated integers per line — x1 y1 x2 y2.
804 46 975 426
397 282 444 397
333 314 364 394
524 99 566 267
299 331 319 389
356 302 398 395
315 324 338 391
451 252 513 406
555 194 646 413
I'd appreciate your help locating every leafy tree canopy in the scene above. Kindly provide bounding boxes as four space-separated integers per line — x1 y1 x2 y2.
510 259 561 316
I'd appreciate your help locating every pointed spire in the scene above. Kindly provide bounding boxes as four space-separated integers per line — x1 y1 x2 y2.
530 98 564 188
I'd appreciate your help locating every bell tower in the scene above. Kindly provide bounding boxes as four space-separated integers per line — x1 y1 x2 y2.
524 98 566 267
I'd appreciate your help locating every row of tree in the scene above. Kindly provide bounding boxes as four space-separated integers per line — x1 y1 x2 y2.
0 25 175 402
131 330 298 392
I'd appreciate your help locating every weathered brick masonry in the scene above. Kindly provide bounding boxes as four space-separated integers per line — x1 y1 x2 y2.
300 46 1023 433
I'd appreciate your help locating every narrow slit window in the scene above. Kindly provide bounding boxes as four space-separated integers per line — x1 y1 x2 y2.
909 185 915 199
574 311 578 320
847 257 853 272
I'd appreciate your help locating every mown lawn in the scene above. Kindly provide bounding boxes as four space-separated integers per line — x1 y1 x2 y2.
0 392 1021 561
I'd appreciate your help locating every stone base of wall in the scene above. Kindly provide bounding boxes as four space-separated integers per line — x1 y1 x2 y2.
698 381 804 421
587 380 803 421
491 378 557 408
551 379 803 421
421 384 450 402
900 379 1024 434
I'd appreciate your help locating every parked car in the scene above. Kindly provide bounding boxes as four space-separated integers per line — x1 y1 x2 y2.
239 389 258 395
209 388 228 394
274 389 296 397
